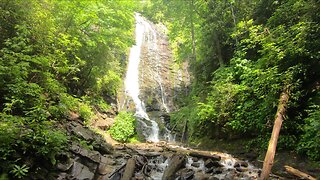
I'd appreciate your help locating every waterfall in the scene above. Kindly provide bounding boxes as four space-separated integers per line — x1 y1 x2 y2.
124 13 160 142
124 13 177 142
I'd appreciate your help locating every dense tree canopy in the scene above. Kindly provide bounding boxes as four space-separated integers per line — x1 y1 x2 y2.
0 0 137 177
142 0 320 160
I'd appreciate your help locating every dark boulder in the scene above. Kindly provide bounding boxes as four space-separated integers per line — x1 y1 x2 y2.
191 162 201 168
204 159 223 169
234 161 249 168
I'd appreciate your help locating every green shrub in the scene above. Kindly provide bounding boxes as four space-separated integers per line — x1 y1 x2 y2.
48 94 94 123
0 115 20 162
128 135 140 143
170 101 204 139
0 113 68 171
109 112 136 142
59 93 79 112
10 164 29 179
32 126 68 164
78 102 94 122
297 95 320 160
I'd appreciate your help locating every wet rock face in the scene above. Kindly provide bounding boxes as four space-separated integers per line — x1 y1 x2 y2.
191 162 201 168
68 121 114 154
71 160 95 180
70 144 101 163
234 161 249 168
97 155 116 175
138 19 190 114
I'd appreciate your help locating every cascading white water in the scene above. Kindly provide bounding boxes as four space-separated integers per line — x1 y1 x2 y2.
125 13 159 142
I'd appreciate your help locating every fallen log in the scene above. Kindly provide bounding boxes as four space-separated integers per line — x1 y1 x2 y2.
121 158 136 180
189 151 221 161
109 163 126 179
164 146 222 162
284 165 316 180
162 154 186 180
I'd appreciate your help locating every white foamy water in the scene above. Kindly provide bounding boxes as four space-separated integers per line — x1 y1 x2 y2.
125 13 159 142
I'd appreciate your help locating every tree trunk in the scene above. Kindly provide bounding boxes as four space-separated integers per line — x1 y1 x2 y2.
181 120 188 142
260 87 289 179
190 0 197 62
229 2 238 45
214 33 224 67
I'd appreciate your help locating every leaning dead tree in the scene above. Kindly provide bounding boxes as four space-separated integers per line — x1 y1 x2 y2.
260 87 289 179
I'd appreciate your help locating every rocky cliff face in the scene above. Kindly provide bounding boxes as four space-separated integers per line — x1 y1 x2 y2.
136 18 190 141
138 20 190 113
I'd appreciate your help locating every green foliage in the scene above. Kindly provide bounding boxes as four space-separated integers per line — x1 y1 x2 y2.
0 174 8 180
141 0 200 63
0 113 67 173
78 102 94 123
128 135 140 143
109 112 136 142
81 96 111 113
170 100 202 138
79 139 94 151
297 93 320 160
0 0 135 174
145 0 320 160
10 164 29 179
96 70 122 97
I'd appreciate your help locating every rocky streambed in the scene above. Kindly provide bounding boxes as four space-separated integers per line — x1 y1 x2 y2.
54 125 264 180
41 116 262 180
107 143 263 180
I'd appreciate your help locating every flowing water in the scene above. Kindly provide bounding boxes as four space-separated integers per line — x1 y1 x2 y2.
125 13 160 142
124 13 177 142
125 143 261 180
